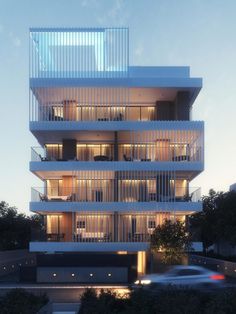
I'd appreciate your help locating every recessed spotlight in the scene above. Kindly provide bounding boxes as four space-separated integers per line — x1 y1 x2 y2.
90 273 93 277
108 273 112 277
71 273 75 277
53 273 57 277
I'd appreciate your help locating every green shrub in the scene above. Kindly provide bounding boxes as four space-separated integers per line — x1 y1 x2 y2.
79 287 236 314
79 288 127 314
0 289 48 314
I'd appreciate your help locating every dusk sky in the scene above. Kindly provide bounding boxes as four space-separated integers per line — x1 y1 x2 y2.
0 0 235 214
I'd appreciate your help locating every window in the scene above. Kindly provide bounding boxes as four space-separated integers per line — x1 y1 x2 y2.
176 269 201 276
77 220 86 229
148 220 156 229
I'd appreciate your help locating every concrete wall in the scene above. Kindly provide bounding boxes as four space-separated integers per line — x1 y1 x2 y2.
213 242 236 256
0 250 36 277
37 267 128 283
189 254 236 278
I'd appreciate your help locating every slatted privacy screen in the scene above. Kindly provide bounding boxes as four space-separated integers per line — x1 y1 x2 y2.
61 170 200 202
30 28 129 78
31 128 203 163
71 211 183 243
30 87 130 122
122 129 203 162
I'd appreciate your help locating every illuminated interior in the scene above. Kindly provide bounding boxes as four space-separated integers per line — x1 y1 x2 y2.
45 212 186 243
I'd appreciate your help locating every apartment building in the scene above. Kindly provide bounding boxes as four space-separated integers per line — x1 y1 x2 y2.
29 28 204 283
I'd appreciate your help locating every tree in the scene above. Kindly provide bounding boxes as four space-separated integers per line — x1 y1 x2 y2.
189 190 236 252
189 189 222 251
0 201 43 250
150 219 191 264
215 191 236 246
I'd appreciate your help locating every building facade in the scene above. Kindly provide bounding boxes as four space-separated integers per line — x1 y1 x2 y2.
29 28 204 283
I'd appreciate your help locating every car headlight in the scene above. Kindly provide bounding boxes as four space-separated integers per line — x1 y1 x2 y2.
140 279 151 285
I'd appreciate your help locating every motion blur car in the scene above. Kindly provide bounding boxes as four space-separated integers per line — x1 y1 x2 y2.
134 265 225 289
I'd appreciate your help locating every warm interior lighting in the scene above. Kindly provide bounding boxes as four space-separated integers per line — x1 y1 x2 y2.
122 179 145 183
46 144 62 148
117 251 127 255
137 251 146 276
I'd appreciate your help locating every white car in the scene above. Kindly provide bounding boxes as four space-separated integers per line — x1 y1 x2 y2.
134 265 225 289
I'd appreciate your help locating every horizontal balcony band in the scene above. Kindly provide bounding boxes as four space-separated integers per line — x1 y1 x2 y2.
30 241 150 252
29 241 202 252
30 120 204 132
30 161 204 172
30 77 202 88
30 201 202 213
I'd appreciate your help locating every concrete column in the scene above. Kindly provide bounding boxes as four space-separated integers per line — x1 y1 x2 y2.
62 139 77 160
175 91 190 120
114 131 118 161
156 101 174 120
114 172 118 202
114 211 118 242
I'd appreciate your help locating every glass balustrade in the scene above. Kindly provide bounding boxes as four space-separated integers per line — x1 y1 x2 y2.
31 186 201 203
31 144 202 162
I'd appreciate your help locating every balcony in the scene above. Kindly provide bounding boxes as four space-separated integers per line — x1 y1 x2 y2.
31 212 181 244
32 231 151 243
31 144 202 163
31 186 201 203
33 104 157 122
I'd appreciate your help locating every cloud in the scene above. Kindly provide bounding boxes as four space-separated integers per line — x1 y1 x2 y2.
13 37 21 47
96 0 129 25
108 0 123 19
81 0 99 8
9 32 21 47
81 0 88 7
134 44 144 57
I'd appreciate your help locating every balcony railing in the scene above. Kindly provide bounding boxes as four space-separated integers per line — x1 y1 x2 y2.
31 145 202 162
31 186 201 203
32 231 151 243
